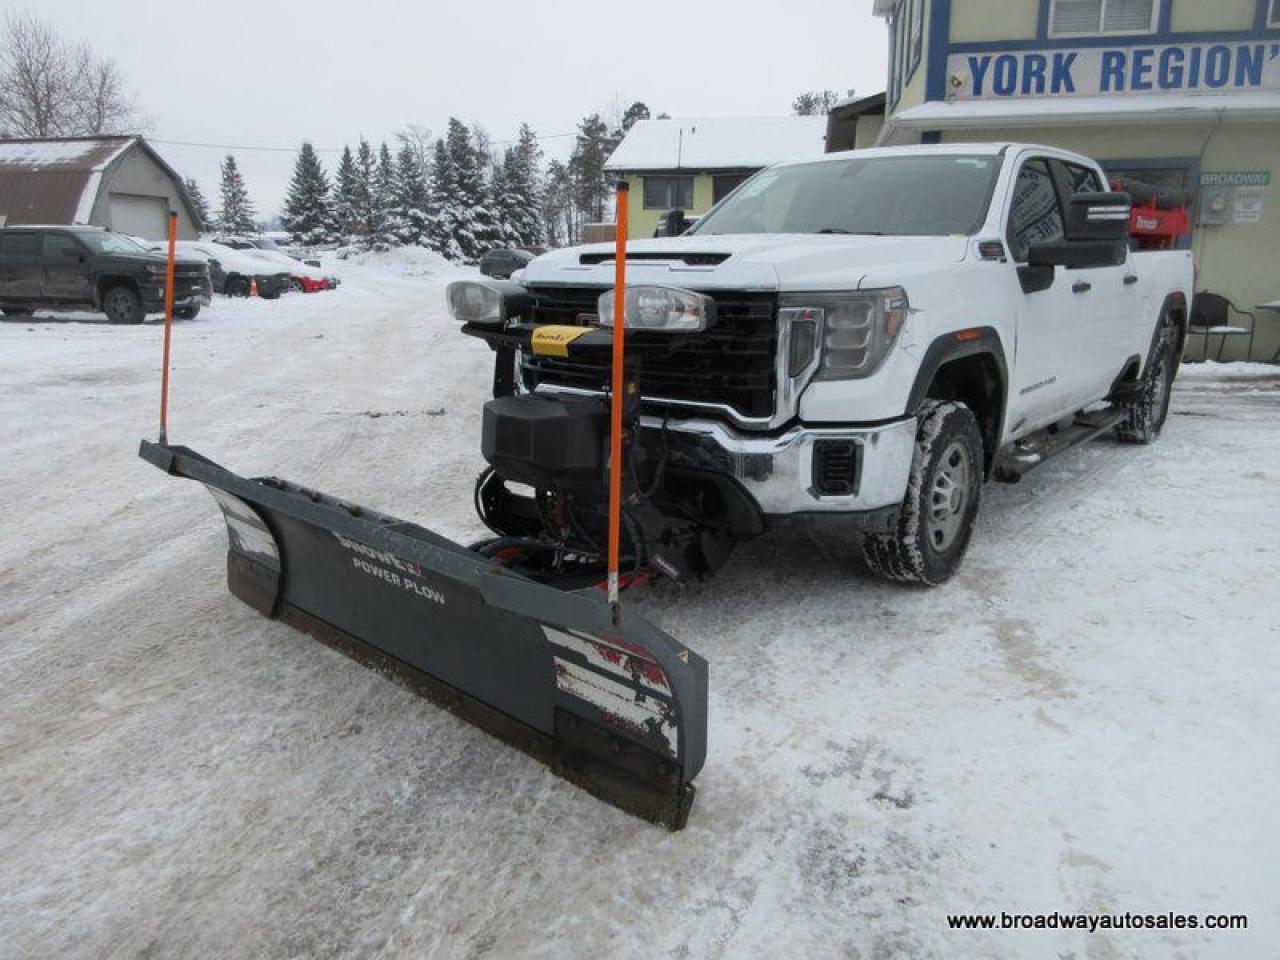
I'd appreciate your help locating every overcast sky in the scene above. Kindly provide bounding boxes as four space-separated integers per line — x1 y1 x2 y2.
29 0 888 218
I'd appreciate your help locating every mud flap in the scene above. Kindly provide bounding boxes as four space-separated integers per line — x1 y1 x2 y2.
140 440 707 829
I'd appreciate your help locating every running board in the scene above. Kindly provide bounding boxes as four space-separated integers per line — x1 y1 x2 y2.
992 407 1127 482
139 440 707 829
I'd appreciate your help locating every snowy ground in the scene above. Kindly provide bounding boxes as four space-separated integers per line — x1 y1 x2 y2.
1 254 1277 959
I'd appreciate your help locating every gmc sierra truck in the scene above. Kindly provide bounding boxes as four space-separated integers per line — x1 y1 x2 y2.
449 143 1195 586
0 225 210 324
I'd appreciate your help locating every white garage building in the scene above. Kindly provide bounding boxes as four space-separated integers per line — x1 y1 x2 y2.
0 135 202 241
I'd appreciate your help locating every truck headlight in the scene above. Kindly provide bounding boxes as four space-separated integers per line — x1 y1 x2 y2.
446 279 530 326
598 285 715 332
779 288 908 381
144 262 168 275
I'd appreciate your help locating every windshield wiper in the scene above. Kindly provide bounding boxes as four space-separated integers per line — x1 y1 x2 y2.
815 228 883 235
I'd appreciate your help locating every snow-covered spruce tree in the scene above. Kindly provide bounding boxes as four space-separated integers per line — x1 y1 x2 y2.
428 137 464 261
489 153 522 248
349 139 378 245
570 113 613 225
507 123 545 247
183 178 212 231
366 141 399 251
440 118 488 260
216 154 257 234
392 142 432 247
466 125 505 256
280 142 335 247
332 146 358 242
542 158 576 247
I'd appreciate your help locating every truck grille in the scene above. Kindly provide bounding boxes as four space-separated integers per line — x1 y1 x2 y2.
521 287 777 420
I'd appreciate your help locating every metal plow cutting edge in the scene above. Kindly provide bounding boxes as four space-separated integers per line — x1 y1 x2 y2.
139 441 707 829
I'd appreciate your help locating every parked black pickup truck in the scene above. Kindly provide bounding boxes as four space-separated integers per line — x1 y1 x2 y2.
0 225 211 324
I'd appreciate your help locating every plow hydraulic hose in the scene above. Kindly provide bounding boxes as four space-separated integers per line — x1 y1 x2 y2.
158 210 178 444
607 181 629 624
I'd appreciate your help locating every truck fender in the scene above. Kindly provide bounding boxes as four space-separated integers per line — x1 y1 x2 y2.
1145 292 1188 377
904 327 1008 473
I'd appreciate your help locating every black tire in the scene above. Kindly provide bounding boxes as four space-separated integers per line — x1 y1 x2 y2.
3 307 33 317
226 277 250 298
102 285 143 324
287 277 304 293
862 401 984 586
174 304 200 321
1115 322 1175 444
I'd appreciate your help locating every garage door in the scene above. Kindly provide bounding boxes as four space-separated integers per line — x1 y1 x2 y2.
108 194 168 240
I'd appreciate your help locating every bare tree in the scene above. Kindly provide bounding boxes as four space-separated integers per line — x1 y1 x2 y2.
0 12 141 137
395 124 435 172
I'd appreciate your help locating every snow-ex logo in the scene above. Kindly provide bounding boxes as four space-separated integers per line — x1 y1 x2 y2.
950 42 1280 99
331 531 445 605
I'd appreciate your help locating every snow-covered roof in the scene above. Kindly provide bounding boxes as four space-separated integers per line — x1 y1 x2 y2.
605 117 829 172
0 138 133 167
882 92 1280 144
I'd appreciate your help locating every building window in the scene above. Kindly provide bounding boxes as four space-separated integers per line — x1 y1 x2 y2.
643 176 694 210
712 173 751 204
907 0 924 77
1271 0 1280 26
1049 0 1158 37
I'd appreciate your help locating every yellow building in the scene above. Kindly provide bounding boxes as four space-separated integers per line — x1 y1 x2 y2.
872 0 1280 362
604 116 829 240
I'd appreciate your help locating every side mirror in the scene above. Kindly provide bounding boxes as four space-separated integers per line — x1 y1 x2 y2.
1029 239 1127 270
1065 191 1132 241
1017 264 1055 295
661 209 691 237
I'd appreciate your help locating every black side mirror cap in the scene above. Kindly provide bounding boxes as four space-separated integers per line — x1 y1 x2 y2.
1065 191 1132 242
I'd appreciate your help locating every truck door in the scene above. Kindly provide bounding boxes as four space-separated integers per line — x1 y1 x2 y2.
1003 157 1076 435
41 232 93 304
1055 160 1138 404
0 231 44 302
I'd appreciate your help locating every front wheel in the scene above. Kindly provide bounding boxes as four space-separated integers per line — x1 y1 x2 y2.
102 285 143 325
1115 323 1175 444
862 400 984 586
174 304 200 321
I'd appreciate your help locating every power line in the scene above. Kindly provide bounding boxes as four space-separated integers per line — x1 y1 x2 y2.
150 130 578 155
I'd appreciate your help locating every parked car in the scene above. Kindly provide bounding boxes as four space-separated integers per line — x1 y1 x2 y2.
480 248 535 279
214 235 339 291
0 225 210 323
148 241 290 299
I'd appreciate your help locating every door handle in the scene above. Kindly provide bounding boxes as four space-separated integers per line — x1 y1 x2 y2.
1072 281 1092 293
1123 274 1139 285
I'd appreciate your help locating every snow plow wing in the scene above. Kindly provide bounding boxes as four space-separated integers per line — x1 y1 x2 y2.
139 440 707 829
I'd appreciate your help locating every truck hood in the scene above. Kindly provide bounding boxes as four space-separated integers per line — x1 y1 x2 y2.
99 252 206 271
520 233 971 292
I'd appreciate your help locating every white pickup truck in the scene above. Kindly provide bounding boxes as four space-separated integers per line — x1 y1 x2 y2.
451 142 1194 586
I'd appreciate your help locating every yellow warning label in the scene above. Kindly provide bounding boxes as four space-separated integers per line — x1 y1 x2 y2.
531 325 590 358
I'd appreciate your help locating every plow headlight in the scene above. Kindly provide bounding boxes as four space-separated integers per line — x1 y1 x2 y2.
446 279 530 326
780 287 908 381
598 285 715 332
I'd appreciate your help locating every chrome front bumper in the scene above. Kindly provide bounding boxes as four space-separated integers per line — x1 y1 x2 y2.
644 414 918 515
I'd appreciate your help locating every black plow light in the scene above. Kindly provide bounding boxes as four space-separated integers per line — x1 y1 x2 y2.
446 279 531 326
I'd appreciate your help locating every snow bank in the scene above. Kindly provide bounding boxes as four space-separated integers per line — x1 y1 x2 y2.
329 245 471 282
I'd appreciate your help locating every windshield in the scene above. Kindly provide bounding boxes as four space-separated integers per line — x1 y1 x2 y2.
691 154 1003 238
79 231 149 254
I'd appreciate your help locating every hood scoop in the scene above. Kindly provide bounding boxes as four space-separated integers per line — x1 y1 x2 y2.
578 251 731 267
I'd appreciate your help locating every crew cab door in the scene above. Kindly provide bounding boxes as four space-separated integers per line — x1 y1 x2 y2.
1003 157 1077 435
1055 160 1139 403
41 232 94 304
0 231 44 302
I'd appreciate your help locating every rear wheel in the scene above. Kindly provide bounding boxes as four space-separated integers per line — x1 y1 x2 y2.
2 307 33 317
287 277 304 293
862 400 984 586
103 285 143 325
174 304 200 321
1115 322 1175 444
225 277 250 297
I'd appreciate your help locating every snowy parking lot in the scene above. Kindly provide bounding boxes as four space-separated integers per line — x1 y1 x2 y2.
2 255 1277 959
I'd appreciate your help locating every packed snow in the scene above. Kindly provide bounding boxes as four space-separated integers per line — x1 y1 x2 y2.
1 253 1277 958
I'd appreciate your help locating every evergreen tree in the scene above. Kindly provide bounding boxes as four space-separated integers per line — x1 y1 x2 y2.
490 153 522 248
542 158 576 247
216 154 256 233
438 118 491 260
618 101 650 135
391 141 433 246
506 123 545 247
350 139 378 243
183 177 211 230
569 113 612 224
280 142 334 246
364 141 398 250
792 89 840 115
467 125 505 255
333 146 358 241
428 138 463 260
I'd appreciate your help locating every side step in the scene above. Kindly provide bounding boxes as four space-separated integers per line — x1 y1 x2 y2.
992 407 1127 482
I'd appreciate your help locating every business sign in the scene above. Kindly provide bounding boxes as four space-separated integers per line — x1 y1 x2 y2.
1200 171 1271 187
948 42 1280 99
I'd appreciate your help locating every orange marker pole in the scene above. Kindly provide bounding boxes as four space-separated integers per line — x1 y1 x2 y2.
607 182 629 623
158 210 178 444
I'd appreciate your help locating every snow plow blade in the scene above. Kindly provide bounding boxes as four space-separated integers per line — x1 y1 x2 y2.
139 440 707 829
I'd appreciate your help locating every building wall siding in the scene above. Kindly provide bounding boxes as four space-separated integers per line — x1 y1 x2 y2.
89 148 199 240
1171 0 1257 34
950 0 1039 43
